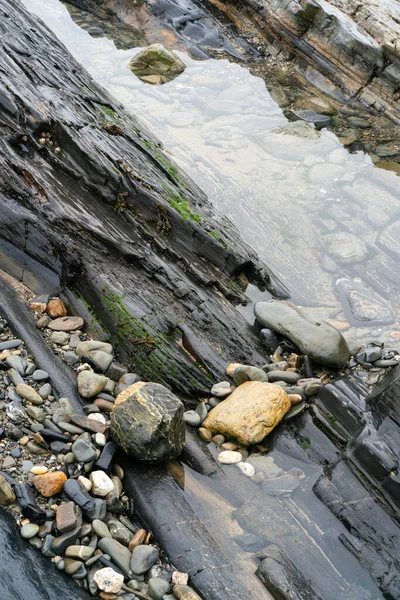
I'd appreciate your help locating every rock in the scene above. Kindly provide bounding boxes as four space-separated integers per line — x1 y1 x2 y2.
36 315 51 329
111 382 185 463
335 278 395 326
246 456 283 478
172 572 189 586
48 316 84 331
271 121 320 139
198 428 212 442
49 331 70 345
47 299 68 318
32 471 67 497
52 397 75 424
267 371 301 384
128 44 186 84
114 373 141 397
269 85 290 107
17 383 44 405
0 474 16 506
288 394 303 405
148 577 172 599
235 532 265 553
56 502 80 533
172 585 201 600
322 232 368 265
93 567 124 593
72 438 97 463
32 370 48 381
21 523 40 539
210 381 234 398
77 371 108 398
86 350 114 373
217 451 242 464
237 462 255 477
76 341 113 356
39 383 52 399
203 381 290 445
232 365 269 385
92 519 112 538
65 545 95 560
98 538 131 573
254 301 350 368
71 414 106 434
5 355 26 375
31 466 48 475
130 544 159 575
90 471 114 497
128 529 147 551
261 471 301 496
184 410 201 427
282 402 306 420
64 352 79 365
26 406 47 422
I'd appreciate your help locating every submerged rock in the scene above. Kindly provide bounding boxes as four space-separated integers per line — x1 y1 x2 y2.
111 382 185 463
335 278 395 326
128 44 186 84
203 381 290 445
254 300 350 368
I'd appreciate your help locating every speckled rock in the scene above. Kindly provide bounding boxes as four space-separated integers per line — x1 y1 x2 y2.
77 371 108 398
32 471 67 497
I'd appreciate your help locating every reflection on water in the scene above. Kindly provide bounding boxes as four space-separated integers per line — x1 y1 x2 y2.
22 0 400 351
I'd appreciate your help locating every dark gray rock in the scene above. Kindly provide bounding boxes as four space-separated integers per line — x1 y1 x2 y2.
130 545 159 575
111 382 185 463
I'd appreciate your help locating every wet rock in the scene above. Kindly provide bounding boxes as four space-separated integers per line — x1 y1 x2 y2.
130 544 159 574
52 524 82 554
98 537 131 573
210 381 234 398
254 300 350 368
335 278 395 326
52 397 75 424
114 373 141 397
261 471 301 496
234 532 265 553
184 410 201 427
72 437 97 463
64 479 95 511
172 585 202 600
128 529 147 551
21 523 40 539
246 455 283 478
77 370 108 398
94 566 124 593
217 450 242 464
32 471 67 497
128 44 186 84
56 501 80 532
48 316 84 331
237 462 255 477
0 474 16 506
49 331 70 345
256 544 322 599
111 382 185 463
148 576 172 599
203 381 290 445
90 471 114 496
107 518 132 546
322 232 368 265
232 365 269 385
47 298 67 318
94 441 118 472
16 383 44 405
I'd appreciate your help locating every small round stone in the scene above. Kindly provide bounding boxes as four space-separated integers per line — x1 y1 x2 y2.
217 451 242 464
31 465 48 475
21 523 40 539
93 567 124 592
237 462 255 477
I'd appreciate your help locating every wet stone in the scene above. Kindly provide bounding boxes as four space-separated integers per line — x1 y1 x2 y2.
32 369 49 381
56 501 80 532
148 577 172 599
78 371 108 398
92 519 112 538
98 537 131 573
234 532 265 553
130 545 159 575
21 523 40 539
72 438 97 463
51 524 82 554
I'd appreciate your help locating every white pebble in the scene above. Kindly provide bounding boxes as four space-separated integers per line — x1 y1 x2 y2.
217 450 242 465
172 571 189 585
93 567 124 592
78 475 92 491
237 462 255 477
88 413 107 424
90 470 114 496
94 432 106 447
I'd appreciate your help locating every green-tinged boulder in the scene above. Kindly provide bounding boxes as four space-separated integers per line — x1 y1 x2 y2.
254 300 350 368
128 43 186 85
111 382 185 463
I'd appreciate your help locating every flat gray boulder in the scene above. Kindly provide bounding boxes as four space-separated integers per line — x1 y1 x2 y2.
254 300 350 368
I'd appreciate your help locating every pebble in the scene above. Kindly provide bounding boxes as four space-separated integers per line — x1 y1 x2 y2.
65 545 95 560
32 471 67 497
78 371 108 398
21 523 40 539
236 462 255 477
47 299 68 318
217 451 242 464
94 567 124 593
39 383 52 399
56 502 79 533
172 572 189 586
0 474 16 506
210 381 234 398
128 529 147 551
78 475 92 491
212 434 225 446
130 545 159 575
16 384 43 405
172 584 201 600
198 428 212 442
148 577 172 599
72 438 97 463
92 519 112 538
32 370 49 381
48 316 84 332
98 538 132 573
31 465 48 475
288 393 303 405
90 471 114 497
184 410 201 427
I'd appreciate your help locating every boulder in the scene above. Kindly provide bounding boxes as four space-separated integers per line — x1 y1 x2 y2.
254 300 350 368
128 44 186 84
111 382 185 463
202 381 290 445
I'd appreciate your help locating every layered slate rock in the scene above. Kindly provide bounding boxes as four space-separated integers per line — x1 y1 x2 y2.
203 381 290 445
254 300 350 368
111 382 185 463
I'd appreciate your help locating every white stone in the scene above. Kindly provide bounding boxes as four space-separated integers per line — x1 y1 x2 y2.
90 470 114 496
217 451 242 465
237 462 255 477
78 475 92 491
172 571 189 585
94 432 106 447
93 567 124 592
88 413 107 425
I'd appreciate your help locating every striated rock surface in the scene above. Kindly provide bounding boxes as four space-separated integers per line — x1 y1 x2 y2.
111 382 185 462
203 381 290 445
254 300 350 367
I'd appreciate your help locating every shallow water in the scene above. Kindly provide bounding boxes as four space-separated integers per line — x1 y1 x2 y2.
22 0 400 351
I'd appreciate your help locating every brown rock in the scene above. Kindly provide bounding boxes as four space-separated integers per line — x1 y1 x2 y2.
94 399 114 413
47 298 68 318
128 528 147 551
29 301 47 314
71 414 106 434
172 584 202 600
48 316 84 332
56 501 79 532
288 394 303 406
198 427 212 442
0 474 16 506
32 471 67 497
203 381 290 446
225 363 242 377
99 593 116 600
16 383 43 405
36 315 51 329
